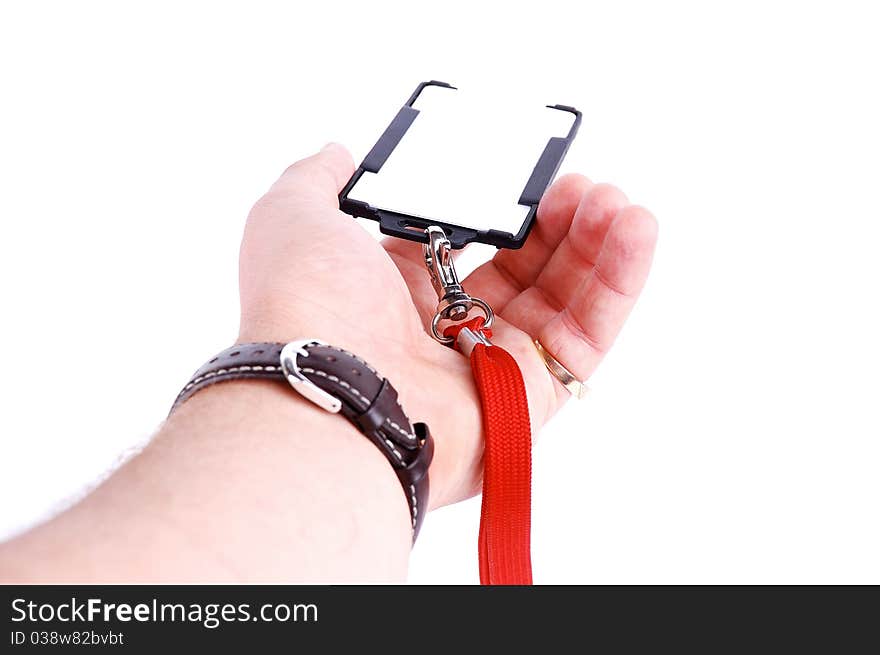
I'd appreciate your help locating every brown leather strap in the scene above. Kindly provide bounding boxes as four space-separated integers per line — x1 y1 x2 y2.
170 342 433 540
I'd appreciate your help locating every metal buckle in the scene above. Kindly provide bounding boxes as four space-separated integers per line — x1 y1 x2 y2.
279 340 342 413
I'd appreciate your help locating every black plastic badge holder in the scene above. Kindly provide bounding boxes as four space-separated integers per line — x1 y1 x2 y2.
339 81 581 250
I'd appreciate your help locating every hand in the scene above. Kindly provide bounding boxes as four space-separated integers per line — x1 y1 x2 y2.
0 143 657 584
238 144 657 509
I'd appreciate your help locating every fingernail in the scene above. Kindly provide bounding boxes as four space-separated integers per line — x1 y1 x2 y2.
321 142 339 152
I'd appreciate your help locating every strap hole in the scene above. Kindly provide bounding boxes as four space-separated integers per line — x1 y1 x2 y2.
209 358 218 363
352 368 361 376
229 351 240 357
254 349 264 355
326 355 337 362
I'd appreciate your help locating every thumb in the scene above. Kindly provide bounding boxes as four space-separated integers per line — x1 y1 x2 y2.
269 143 355 206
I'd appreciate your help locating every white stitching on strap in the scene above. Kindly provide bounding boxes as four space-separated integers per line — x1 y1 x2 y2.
384 438 404 463
392 398 415 435
410 484 417 526
181 365 278 392
385 418 416 441
177 344 420 533
179 361 374 410
300 367 369 407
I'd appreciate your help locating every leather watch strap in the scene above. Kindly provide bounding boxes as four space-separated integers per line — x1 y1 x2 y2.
170 341 434 540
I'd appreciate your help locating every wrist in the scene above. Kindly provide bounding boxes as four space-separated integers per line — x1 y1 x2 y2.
234 323 482 511
163 379 414 579
172 338 436 535
2 379 414 583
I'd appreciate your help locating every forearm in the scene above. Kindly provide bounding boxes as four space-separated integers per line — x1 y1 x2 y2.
0 380 412 583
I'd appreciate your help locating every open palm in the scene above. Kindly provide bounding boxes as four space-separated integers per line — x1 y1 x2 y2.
238 144 657 508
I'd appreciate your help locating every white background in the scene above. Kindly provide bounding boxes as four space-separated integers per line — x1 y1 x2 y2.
1 1 878 584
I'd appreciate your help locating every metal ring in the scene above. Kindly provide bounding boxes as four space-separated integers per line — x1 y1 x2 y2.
430 297 495 344
470 297 495 329
533 339 589 400
430 314 455 344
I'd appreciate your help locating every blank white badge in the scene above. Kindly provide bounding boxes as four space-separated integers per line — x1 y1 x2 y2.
347 85 578 238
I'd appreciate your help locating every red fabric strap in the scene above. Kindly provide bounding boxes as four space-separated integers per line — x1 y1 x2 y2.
445 318 533 585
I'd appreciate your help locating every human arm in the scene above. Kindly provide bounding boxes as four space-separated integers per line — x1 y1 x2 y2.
0 144 657 582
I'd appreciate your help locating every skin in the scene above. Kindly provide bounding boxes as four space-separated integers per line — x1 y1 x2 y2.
0 144 657 582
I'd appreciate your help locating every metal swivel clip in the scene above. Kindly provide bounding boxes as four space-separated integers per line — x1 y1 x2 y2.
423 226 494 344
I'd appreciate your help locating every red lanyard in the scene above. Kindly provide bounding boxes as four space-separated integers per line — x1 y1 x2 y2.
424 227 533 585
446 318 533 585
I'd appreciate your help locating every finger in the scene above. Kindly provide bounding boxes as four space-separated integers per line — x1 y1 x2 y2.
493 172 593 288
461 174 592 310
467 183 628 342
539 205 658 381
269 143 355 206
531 184 629 310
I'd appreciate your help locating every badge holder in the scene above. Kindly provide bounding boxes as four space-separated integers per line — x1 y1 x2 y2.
341 82 581 585
340 80 581 250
